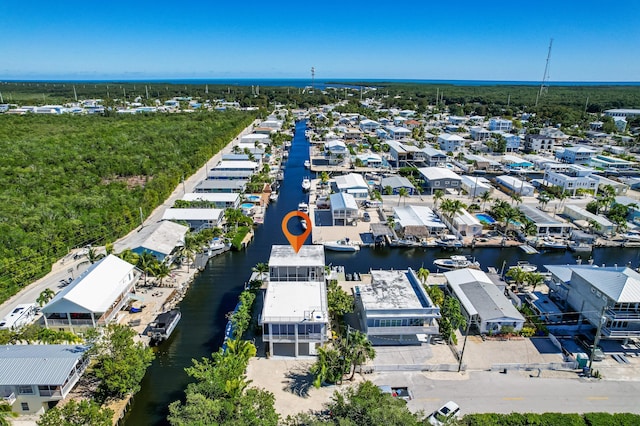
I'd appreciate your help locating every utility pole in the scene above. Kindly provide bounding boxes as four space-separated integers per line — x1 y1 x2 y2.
139 207 144 229
536 38 553 107
458 320 471 372
588 305 607 373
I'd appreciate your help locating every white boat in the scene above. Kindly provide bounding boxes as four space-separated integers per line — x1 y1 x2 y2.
433 255 480 270
324 239 360 252
302 177 311 191
304 160 311 169
208 237 227 252
298 202 309 213
509 261 537 273
0 303 38 330
568 241 592 252
300 218 308 230
541 236 567 249
147 309 181 345
269 192 279 202
435 234 463 249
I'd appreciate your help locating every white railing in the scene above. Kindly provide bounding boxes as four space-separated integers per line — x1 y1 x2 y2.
2 392 15 405
366 325 439 336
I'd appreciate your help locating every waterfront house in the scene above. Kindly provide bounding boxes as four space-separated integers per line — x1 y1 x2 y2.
0 345 90 414
488 118 513 132
380 176 416 195
495 175 535 196
421 146 448 167
444 269 525 334
182 192 241 209
241 133 271 145
543 164 598 196
545 264 640 341
460 175 492 198
555 146 597 164
260 245 329 357
518 205 572 237
194 179 247 193
562 205 615 236
131 221 189 263
387 141 441 168
332 173 369 199
392 205 446 237
330 192 359 225
355 153 383 168
213 160 260 173
207 169 254 181
604 108 640 119
525 134 555 153
464 154 503 172
222 153 263 164
359 119 381 132
417 167 462 195
354 268 440 345
161 208 225 232
42 255 141 332
437 133 465 152
452 209 483 237
325 140 348 165
500 155 533 170
385 125 412 140
589 154 636 171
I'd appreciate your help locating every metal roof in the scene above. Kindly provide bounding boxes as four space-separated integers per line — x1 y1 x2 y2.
0 345 89 386
134 221 188 257
261 281 327 323
445 269 524 322
162 208 224 222
268 245 325 267
574 267 640 303
417 167 462 181
330 192 359 211
518 205 566 227
381 176 414 189
42 255 137 314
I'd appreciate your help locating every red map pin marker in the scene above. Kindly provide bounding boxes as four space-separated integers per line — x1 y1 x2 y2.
282 210 312 253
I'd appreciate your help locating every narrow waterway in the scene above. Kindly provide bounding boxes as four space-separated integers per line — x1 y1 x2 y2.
125 120 640 425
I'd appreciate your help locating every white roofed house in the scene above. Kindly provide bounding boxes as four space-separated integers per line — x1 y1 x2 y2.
162 208 225 232
460 175 492 198
332 173 369 199
131 220 189 263
213 160 260 173
324 140 348 165
545 264 640 341
380 176 416 195
0 345 91 414
330 192 359 226
182 192 241 209
385 125 411 140
359 119 380 132
355 153 383 168
444 268 525 334
518 204 572 237
41 255 141 332
260 245 329 357
452 209 483 237
437 133 465 153
393 205 446 238
354 268 441 345
495 175 535 196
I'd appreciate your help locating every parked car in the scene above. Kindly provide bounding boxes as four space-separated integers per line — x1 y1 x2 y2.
377 385 412 401
575 334 605 361
363 212 371 222
427 401 460 426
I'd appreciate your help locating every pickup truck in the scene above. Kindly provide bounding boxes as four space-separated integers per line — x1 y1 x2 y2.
378 385 412 401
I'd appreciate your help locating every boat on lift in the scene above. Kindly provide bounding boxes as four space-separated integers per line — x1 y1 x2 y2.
304 160 311 169
433 255 480 270
301 177 311 192
298 202 309 213
508 261 537 273
324 239 360 252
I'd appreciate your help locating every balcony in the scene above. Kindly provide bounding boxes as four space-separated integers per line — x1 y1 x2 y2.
264 333 326 343
601 327 640 338
2 392 15 405
606 309 640 321
366 325 439 336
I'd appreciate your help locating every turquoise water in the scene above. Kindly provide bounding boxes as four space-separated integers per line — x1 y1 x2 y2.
240 203 254 209
246 195 261 202
475 213 496 224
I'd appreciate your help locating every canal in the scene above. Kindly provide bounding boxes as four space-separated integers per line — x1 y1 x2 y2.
125 120 640 425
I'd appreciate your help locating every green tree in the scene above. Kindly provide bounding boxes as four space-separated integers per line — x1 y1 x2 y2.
416 267 430 287
0 403 17 426
310 345 349 388
397 187 410 206
91 324 155 400
36 399 113 426
324 381 423 425
252 262 269 286
383 185 393 195
345 330 376 380
479 191 492 211
36 288 56 307
526 272 545 291
327 279 354 322
439 296 467 344
426 284 445 307
506 267 527 289
433 189 444 210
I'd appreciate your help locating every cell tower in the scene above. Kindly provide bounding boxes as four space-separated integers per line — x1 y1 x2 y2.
536 38 553 107
311 67 315 91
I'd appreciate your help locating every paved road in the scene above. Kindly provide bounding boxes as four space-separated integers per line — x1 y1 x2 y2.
374 370 640 415
0 119 259 321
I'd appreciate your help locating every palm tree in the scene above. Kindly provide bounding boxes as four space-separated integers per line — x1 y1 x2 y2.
526 272 545 292
153 262 172 286
346 330 375 380
506 267 527 289
137 251 158 285
252 262 269 287
433 189 444 211
386 214 396 232
383 185 393 196
0 403 17 426
37 288 56 307
522 220 537 237
479 191 492 211
510 193 522 206
397 187 410 206
416 267 430 287
538 192 551 211
225 338 257 362
117 249 139 265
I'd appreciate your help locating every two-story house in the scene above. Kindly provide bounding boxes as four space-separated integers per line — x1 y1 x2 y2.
354 268 440 345
260 245 329 357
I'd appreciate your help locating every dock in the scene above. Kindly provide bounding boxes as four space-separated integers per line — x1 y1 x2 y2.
519 244 539 254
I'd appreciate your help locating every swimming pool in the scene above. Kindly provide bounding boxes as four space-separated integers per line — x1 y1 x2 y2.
475 213 496 224
240 203 254 210
246 195 261 202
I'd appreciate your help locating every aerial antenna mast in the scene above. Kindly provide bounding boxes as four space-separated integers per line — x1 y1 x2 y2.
536 38 553 107
311 67 315 92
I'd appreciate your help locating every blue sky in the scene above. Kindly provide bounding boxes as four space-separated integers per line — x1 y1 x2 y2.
1 1 639 81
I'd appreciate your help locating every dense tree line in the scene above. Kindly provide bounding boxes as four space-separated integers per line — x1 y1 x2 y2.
0 111 254 303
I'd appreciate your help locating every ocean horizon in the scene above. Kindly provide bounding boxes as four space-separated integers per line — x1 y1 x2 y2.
2 78 640 88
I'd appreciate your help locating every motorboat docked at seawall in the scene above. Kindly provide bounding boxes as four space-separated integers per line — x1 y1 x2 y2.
509 261 537 273
540 236 567 250
324 239 360 252
568 241 592 252
300 218 308 230
435 234 463 249
301 177 311 192
147 309 181 345
304 160 311 169
269 191 279 202
433 255 480 270
298 202 309 213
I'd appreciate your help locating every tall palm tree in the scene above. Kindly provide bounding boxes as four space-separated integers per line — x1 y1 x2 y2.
346 330 376 380
397 187 410 206
506 267 527 289
137 251 158 285
0 403 17 426
433 189 444 211
117 249 139 265
153 262 172 286
252 262 269 287
526 272 545 292
479 191 492 211
37 288 56 307
510 193 522 206
416 267 430 287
